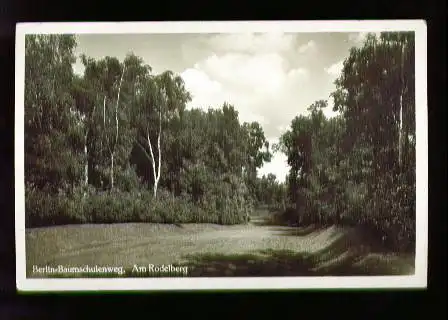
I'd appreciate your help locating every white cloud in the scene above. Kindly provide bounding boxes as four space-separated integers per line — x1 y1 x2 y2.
181 51 309 127
348 32 366 44
72 57 85 77
181 67 222 96
324 59 344 79
181 68 223 110
324 96 340 119
348 32 382 47
298 40 317 54
179 34 324 182
277 124 288 132
257 145 289 183
206 32 296 54
181 67 270 126
200 53 287 96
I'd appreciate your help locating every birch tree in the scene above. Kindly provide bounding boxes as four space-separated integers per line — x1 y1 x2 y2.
80 55 138 191
135 71 191 198
71 75 100 192
106 64 126 190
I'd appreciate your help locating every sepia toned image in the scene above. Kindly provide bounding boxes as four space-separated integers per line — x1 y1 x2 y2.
15 21 427 291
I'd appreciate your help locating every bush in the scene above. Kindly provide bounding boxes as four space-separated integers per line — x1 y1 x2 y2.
25 183 251 228
362 176 415 252
270 171 415 253
25 185 81 226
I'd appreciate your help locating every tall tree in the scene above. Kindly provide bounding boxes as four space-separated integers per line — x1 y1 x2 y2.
25 34 83 193
276 115 313 214
242 121 272 201
135 70 191 197
71 74 99 191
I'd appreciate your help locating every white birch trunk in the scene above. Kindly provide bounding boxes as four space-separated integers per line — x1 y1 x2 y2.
110 153 114 190
146 129 162 198
82 101 96 196
155 108 162 197
109 66 125 190
398 40 405 170
84 132 88 188
138 107 163 198
101 96 106 189
146 130 158 197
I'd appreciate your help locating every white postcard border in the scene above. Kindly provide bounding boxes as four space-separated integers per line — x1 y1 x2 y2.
15 20 428 291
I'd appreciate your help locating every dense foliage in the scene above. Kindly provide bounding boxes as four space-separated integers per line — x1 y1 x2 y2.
25 34 271 227
274 32 416 252
24 33 416 253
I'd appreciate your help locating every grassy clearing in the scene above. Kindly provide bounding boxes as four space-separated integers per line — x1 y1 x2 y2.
26 219 414 278
44 247 414 278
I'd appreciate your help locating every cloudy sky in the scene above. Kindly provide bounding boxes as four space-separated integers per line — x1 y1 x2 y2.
72 32 370 182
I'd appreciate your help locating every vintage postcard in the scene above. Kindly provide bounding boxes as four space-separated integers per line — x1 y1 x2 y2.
15 20 427 291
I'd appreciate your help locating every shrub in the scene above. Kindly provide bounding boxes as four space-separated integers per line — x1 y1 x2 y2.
270 170 415 253
25 183 252 227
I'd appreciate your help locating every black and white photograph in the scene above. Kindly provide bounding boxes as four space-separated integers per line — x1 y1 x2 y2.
15 21 427 291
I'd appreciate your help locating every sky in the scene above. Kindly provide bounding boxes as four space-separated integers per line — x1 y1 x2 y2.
72 31 371 182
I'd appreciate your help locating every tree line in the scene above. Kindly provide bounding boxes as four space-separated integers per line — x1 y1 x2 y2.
24 33 416 253
25 34 274 227
274 32 415 252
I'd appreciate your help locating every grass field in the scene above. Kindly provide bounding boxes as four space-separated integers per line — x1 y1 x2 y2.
25 211 415 278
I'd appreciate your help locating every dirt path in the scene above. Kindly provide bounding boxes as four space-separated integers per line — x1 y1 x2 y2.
25 215 415 277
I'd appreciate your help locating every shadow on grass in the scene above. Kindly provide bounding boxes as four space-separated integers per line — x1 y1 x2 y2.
251 216 329 238
47 232 414 279
250 215 288 227
180 235 414 277
273 225 330 237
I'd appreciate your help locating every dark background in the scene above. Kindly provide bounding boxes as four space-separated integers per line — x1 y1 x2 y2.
0 0 445 318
